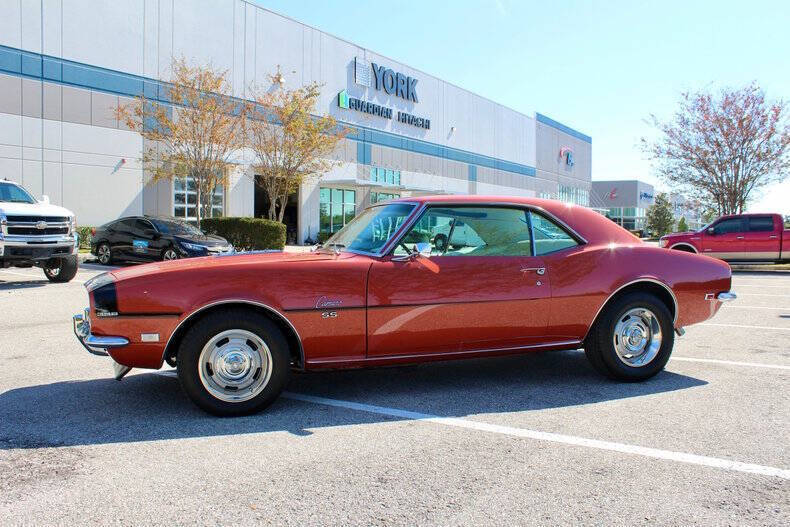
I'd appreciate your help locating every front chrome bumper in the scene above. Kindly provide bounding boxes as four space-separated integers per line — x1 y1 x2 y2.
72 308 129 356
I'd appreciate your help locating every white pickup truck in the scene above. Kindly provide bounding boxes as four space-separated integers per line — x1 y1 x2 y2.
0 179 79 282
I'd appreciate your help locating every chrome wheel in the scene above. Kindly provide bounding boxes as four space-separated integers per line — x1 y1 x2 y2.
612 307 663 367
97 244 111 265
44 265 60 278
197 329 272 403
163 248 178 260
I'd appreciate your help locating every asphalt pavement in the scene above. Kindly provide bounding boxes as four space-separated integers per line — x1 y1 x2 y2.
0 263 788 525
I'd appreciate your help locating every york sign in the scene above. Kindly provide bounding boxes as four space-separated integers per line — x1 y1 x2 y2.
355 57 418 103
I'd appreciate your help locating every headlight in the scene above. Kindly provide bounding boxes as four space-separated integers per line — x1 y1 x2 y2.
180 242 207 251
85 272 115 292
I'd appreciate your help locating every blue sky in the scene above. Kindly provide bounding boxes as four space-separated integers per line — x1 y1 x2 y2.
255 0 790 214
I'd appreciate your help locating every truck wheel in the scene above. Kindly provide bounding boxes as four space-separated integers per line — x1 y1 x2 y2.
177 309 291 416
584 292 674 381
43 255 79 283
97 243 113 265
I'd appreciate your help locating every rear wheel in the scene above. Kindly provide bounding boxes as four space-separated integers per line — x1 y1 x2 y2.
96 242 113 265
43 255 79 283
177 309 291 416
584 292 674 381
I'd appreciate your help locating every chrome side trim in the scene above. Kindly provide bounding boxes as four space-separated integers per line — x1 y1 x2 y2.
582 278 680 342
668 243 698 253
305 339 583 366
161 299 306 369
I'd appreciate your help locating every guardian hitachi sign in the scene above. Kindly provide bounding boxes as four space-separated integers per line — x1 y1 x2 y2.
355 57 419 103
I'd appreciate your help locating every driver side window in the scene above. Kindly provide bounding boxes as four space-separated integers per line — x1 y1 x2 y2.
393 206 531 257
712 218 744 235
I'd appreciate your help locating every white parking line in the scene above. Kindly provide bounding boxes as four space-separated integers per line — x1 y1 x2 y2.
671 356 790 370
0 269 86 284
282 392 790 480
699 323 790 331
722 305 790 310
736 293 790 298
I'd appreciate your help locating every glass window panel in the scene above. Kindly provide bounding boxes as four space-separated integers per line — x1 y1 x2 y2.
530 211 578 255
343 203 356 224
331 205 343 232
174 178 185 191
332 188 343 204
320 203 330 232
394 206 531 257
320 187 331 203
344 190 355 204
174 192 186 205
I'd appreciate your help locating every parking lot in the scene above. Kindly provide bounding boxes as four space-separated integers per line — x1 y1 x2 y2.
0 264 788 525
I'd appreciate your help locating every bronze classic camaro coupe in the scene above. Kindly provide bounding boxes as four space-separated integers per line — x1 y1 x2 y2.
74 196 736 416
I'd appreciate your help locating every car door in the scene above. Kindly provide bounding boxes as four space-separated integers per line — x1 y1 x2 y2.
110 218 138 259
702 217 745 259
132 218 160 260
366 205 551 357
743 215 780 260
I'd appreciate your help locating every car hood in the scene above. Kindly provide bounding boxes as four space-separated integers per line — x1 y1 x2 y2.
173 234 229 247
109 249 355 282
0 201 74 217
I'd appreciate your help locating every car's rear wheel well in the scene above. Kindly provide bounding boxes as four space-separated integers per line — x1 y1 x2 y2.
586 281 677 341
164 302 304 370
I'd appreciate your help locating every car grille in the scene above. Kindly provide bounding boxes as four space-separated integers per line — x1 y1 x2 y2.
4 216 72 238
7 226 70 235
6 215 70 223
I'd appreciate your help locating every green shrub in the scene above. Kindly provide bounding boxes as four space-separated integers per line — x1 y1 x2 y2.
200 217 286 251
76 226 93 249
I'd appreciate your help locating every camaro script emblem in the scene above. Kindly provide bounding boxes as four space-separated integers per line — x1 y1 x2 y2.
315 296 342 309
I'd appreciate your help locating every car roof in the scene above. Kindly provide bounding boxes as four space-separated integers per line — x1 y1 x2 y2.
388 194 639 246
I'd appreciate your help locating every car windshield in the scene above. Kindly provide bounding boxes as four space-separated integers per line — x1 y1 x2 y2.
0 181 37 204
150 218 204 236
321 202 416 254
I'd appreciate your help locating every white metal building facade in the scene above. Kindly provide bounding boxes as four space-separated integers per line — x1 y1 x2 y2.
0 0 592 243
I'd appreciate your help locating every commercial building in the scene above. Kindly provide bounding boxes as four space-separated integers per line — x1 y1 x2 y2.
0 0 591 244
591 180 655 231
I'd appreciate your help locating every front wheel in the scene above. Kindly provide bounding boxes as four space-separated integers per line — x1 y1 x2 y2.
43 255 79 283
177 309 291 416
162 247 179 261
584 292 674 381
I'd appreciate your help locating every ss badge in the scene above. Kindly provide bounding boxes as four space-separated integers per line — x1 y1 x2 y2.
321 311 338 319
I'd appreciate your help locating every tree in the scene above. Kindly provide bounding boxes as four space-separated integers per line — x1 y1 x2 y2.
116 58 246 227
642 84 790 215
246 76 346 222
676 216 689 232
646 192 675 236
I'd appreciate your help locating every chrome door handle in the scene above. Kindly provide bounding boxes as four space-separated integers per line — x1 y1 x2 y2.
521 267 545 275
736 236 744 239
769 235 778 239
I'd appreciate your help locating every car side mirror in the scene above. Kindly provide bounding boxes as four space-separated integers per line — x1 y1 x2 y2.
413 242 432 258
39 195 50 204
706 227 715 236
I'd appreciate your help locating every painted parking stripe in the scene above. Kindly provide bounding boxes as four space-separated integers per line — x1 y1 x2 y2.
721 305 790 310
699 323 790 331
0 269 86 284
282 392 790 480
671 356 790 370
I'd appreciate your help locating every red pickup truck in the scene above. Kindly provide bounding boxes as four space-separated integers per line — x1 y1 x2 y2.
659 213 789 263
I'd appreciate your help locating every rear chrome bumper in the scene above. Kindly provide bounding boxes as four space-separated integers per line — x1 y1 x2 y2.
72 308 129 356
706 291 737 302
